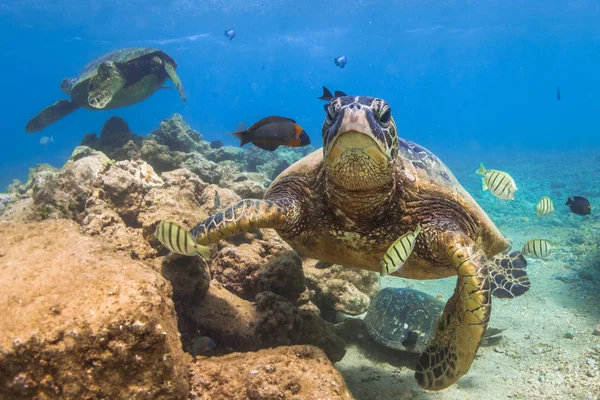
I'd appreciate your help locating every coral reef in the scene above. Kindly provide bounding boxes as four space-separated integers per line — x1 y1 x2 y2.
0 114 356 398
304 260 380 319
80 116 144 160
0 220 189 399
188 345 352 400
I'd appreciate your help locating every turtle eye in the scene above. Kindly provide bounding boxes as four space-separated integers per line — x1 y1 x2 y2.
379 107 392 127
324 104 337 125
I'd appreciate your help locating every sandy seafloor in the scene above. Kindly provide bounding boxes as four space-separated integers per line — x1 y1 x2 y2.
336 150 600 400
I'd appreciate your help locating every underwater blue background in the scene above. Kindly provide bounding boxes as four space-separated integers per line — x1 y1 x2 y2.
1 0 600 190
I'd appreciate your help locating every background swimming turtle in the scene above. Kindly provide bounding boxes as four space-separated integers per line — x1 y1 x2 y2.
364 287 444 353
360 285 510 353
161 94 531 390
25 47 186 133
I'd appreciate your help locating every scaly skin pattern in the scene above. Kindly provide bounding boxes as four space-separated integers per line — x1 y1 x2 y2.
414 232 491 389
188 95 528 391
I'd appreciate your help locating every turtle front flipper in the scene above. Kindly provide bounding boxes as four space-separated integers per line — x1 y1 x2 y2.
25 100 80 133
87 61 125 109
190 198 298 245
415 232 490 391
164 62 186 103
488 250 530 298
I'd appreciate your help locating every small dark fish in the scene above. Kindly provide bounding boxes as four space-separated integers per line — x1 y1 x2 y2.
566 196 591 215
214 190 221 209
318 86 347 101
192 336 216 355
557 86 561 101
224 29 236 40
334 55 347 68
229 116 310 151
210 140 223 149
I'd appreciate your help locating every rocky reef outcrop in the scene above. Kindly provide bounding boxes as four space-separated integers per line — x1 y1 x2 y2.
304 260 380 319
0 114 372 399
0 220 189 399
189 345 352 399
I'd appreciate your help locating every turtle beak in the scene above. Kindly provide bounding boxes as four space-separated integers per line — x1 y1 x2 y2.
325 107 390 162
323 107 394 191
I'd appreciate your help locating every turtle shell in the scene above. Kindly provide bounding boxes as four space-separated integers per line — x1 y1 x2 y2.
73 47 174 86
363 287 444 352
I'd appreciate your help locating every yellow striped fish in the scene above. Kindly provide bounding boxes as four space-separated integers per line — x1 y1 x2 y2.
522 239 553 260
154 220 211 260
380 224 422 276
536 196 555 217
476 163 517 200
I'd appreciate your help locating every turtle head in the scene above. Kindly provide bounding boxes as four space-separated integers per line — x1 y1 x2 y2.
322 96 399 190
60 77 77 94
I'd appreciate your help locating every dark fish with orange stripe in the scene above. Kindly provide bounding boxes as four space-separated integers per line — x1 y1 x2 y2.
154 220 210 260
229 116 310 151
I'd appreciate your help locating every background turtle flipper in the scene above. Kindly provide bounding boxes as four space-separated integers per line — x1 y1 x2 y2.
164 62 186 102
488 250 530 298
190 198 297 245
415 233 490 391
87 61 125 109
25 100 79 133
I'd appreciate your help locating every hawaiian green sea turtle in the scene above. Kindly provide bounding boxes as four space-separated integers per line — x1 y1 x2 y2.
159 95 531 390
25 48 186 133
364 287 445 353
361 284 515 353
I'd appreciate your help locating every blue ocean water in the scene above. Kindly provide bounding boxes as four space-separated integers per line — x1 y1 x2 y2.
2 0 600 190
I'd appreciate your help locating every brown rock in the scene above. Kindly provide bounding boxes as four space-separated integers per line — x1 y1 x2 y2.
188 345 353 400
0 220 189 399
183 283 346 362
257 250 305 303
210 229 293 300
304 260 379 318
219 164 269 199
186 283 259 352
199 184 241 215
79 116 144 161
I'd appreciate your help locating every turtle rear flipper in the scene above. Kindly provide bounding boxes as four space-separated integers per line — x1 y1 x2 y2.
488 250 530 299
87 61 125 109
415 232 491 391
25 100 79 133
164 62 186 103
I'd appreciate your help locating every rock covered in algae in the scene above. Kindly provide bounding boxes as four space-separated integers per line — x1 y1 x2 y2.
188 345 352 400
0 115 359 390
304 260 380 318
139 140 187 174
147 113 208 153
0 219 190 399
209 229 295 301
181 283 346 363
181 152 223 184
80 116 144 160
